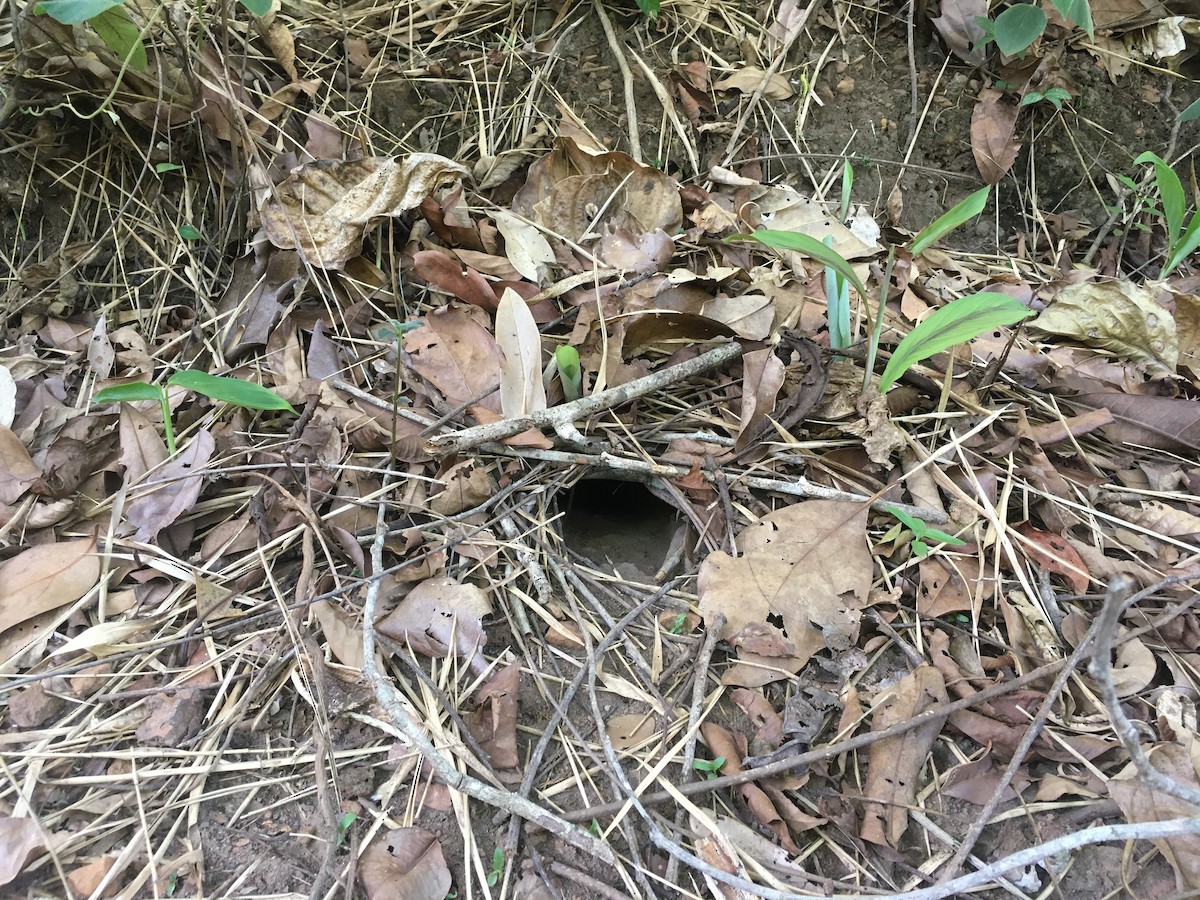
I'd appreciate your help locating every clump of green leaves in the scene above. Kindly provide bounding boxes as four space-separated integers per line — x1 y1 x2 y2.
731 185 1033 393
975 0 1093 57
34 0 272 74
884 507 966 558
1019 86 1072 110
1133 152 1200 278
93 370 295 455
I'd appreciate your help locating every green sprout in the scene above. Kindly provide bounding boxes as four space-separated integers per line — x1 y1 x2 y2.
336 811 356 849
885 506 966 558
692 757 725 779
486 847 505 887
92 370 296 456
1133 152 1200 277
555 345 583 401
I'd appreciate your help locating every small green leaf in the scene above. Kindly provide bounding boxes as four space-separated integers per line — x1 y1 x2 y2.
1179 96 1200 123
34 0 122 25
167 370 297 412
239 0 273 14
178 224 202 241
155 162 184 174
1042 87 1071 108
825 238 852 352
912 538 931 557
556 345 583 401
89 4 146 71
878 292 1032 392
1134 151 1186 246
887 505 925 536
1019 91 1044 107
731 231 869 301
993 3 1047 56
1051 0 1093 38
910 186 990 256
1164 215 1200 278
93 381 164 404
924 527 966 546
636 0 660 17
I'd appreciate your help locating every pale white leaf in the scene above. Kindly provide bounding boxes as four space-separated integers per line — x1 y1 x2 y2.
495 289 547 417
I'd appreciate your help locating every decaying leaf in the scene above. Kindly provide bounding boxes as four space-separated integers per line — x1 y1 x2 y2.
932 0 988 63
970 89 1021 185
714 66 794 100
401 304 503 414
1108 743 1200 891
359 827 453 900
260 154 470 269
125 429 216 542
495 289 548 418
860 665 949 847
0 539 100 638
0 816 46 886
464 661 521 780
1032 280 1178 371
376 576 492 674
698 500 872 679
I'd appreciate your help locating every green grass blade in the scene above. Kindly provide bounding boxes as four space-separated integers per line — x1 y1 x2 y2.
910 186 990 256
878 292 1032 391
1164 215 1200 277
1134 151 1185 248
731 230 869 300
168 370 297 412
93 382 163 404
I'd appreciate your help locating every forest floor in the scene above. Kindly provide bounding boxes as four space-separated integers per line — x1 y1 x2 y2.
1 0 1200 898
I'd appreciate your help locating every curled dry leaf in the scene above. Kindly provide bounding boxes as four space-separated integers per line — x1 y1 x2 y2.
1015 523 1091 594
260 154 470 269
713 66 794 100
464 661 522 780
860 665 949 848
359 827 453 900
971 88 1021 184
0 424 39 504
376 575 492 675
495 288 548 418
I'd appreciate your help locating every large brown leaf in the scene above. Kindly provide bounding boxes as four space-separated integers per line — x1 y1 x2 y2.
401 304 503 414
260 154 469 269
971 89 1021 184
0 539 100 638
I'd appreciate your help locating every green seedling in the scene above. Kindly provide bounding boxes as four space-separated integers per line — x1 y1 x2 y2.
34 0 271 74
589 818 602 837
636 0 659 17
1019 87 1071 110
335 811 356 849
178 224 202 241
556 345 583 401
885 507 966 558
824 235 852 353
92 370 296 456
1133 151 1200 278
485 847 505 887
692 756 725 779
733 187 1029 393
1179 97 1200 123
667 612 688 635
975 0 1092 57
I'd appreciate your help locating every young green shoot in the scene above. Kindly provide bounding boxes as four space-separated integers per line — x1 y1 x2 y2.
556 345 583 401
692 757 725 779
886 506 966 558
335 812 356 849
909 186 990 257
1133 151 1200 277
486 847 505 886
824 235 852 353
92 370 296 455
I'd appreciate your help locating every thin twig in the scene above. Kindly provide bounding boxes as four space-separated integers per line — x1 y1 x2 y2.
592 0 641 163
361 488 617 865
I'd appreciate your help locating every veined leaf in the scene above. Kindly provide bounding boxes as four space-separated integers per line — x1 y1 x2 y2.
878 292 1032 391
33 0 122 24
93 382 163 403
731 230 869 300
89 4 146 71
1051 0 1093 38
167 370 297 412
993 3 1047 55
910 187 990 256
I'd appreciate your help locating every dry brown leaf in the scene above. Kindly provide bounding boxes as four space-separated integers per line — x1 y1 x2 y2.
495 289 548 418
730 687 785 749
260 154 469 269
734 348 786 452
860 665 949 847
932 0 987 64
0 539 99 638
411 250 500 312
0 424 39 504
700 723 800 853
118 406 168 484
970 88 1021 184
1015 523 1091 594
125 429 216 542
0 817 46 886
359 827 453 900
754 185 879 260
1034 280 1177 371
1108 500 1200 537
464 661 521 780
917 556 996 617
714 66 794 100
402 304 503 413
67 855 118 897
1108 743 1200 891
312 600 364 669
698 500 872 675
376 576 492 674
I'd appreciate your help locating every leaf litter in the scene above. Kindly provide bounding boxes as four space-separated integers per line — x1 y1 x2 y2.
1 0 1199 897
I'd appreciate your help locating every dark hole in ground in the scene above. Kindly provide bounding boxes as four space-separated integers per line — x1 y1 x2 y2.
560 478 678 580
